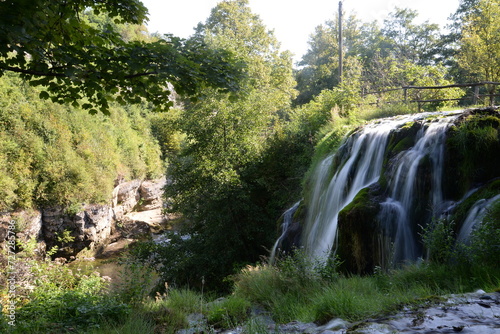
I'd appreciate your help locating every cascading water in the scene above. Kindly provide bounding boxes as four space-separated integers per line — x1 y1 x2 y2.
269 201 301 262
457 194 500 243
292 111 464 265
378 115 457 264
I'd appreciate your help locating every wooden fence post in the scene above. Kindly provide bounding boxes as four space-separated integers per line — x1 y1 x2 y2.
473 85 479 105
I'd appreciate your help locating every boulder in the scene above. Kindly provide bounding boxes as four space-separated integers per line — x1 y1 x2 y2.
137 177 166 211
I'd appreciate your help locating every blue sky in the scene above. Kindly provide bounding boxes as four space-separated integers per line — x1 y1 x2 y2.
141 0 460 63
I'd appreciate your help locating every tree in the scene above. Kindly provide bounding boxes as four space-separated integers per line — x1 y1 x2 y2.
295 7 443 106
0 0 244 114
381 8 441 66
458 0 500 83
161 0 297 291
295 12 364 105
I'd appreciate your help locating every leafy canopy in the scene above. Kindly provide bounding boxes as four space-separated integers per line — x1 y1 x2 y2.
458 0 500 83
0 0 244 114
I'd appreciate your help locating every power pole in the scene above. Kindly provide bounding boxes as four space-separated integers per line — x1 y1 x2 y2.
338 1 343 84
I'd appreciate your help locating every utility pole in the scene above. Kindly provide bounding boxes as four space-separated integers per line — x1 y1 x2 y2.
338 1 343 84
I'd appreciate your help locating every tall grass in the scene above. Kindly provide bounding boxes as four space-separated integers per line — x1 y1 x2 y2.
233 256 500 326
2 246 498 333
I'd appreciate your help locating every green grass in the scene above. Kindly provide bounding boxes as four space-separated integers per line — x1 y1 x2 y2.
232 259 500 326
2 256 499 333
3 224 499 333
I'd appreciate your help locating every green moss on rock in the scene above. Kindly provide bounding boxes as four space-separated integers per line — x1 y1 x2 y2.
337 185 383 274
444 111 500 199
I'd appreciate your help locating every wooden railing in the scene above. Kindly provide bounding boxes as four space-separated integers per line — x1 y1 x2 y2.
362 81 500 112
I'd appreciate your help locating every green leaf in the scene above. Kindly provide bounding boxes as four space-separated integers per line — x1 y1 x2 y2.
39 91 50 100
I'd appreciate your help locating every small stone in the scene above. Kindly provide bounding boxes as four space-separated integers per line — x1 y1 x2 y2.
477 302 491 308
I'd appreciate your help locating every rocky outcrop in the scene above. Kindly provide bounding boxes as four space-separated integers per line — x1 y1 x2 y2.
337 185 385 274
0 210 45 258
42 204 114 258
0 177 167 259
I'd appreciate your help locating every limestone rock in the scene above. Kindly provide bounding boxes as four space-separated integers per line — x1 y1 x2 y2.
42 204 114 258
137 177 166 211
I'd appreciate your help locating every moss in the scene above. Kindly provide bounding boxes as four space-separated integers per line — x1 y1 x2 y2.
341 187 373 213
450 179 500 229
443 112 500 199
401 121 415 129
337 185 383 274
392 136 414 154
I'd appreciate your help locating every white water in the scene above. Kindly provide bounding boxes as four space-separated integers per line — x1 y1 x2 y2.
269 201 301 262
301 112 461 263
379 115 457 263
457 194 500 243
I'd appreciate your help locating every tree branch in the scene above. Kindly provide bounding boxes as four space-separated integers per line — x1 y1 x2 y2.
0 65 158 80
0 65 67 77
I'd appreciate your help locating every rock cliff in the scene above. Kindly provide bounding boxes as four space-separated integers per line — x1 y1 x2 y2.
0 177 167 259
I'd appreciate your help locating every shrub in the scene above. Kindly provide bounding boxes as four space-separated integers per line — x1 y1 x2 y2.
0 73 163 212
207 295 251 329
466 199 500 267
420 218 456 264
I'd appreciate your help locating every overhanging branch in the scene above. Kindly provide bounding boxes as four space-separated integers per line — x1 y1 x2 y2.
0 64 158 80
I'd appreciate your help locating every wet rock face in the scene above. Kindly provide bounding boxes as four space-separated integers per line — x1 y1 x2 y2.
443 109 500 200
337 185 382 274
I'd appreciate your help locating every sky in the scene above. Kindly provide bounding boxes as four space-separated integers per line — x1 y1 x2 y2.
140 0 460 63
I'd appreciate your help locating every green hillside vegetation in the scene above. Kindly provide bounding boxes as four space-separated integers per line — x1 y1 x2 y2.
0 73 164 211
1 0 500 332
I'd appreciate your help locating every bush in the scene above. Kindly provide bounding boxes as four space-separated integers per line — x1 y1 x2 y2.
207 296 251 329
12 267 130 333
0 73 163 211
420 218 456 264
466 199 500 267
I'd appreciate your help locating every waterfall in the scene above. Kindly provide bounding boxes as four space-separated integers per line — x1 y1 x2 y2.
378 115 457 263
457 194 500 243
303 115 421 261
269 201 301 263
299 111 461 264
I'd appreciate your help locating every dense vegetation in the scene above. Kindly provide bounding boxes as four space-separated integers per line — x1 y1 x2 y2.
1 202 498 333
0 73 164 211
1 0 500 332
0 0 244 113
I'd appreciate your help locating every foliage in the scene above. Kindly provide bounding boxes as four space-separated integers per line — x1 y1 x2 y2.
295 7 446 106
114 258 155 306
0 253 130 333
207 295 251 329
457 0 500 85
446 112 500 195
465 199 500 267
234 254 499 325
0 0 244 113
381 8 441 66
357 102 414 121
420 219 456 264
294 12 363 104
0 73 163 211
162 0 299 292
148 108 184 161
